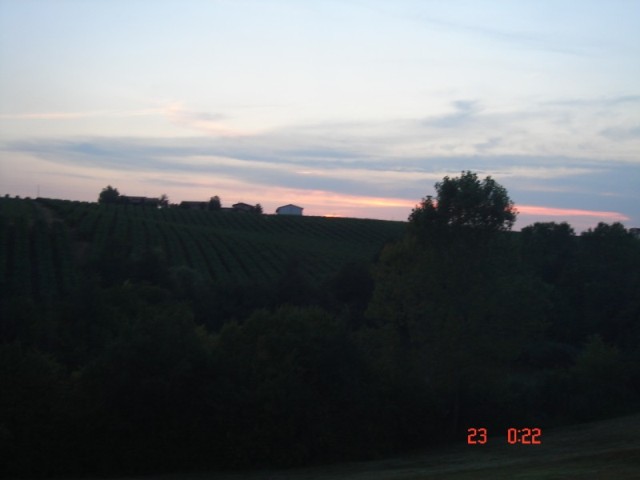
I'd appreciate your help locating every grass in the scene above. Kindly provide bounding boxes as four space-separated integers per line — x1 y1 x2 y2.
79 413 640 480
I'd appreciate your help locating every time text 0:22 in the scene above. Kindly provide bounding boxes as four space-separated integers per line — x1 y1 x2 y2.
467 427 542 445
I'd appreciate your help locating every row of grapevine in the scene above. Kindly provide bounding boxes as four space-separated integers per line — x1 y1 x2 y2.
186 230 233 284
129 215 148 259
0 218 60 299
173 225 211 279
0 198 80 299
51 221 77 295
75 209 102 242
200 230 251 283
127 210 288 283
10 217 32 296
0 217 7 288
67 204 328 284
227 236 273 283
1 197 406 294
92 201 405 248
31 219 58 299
0 197 37 220
88 210 118 263
153 221 188 267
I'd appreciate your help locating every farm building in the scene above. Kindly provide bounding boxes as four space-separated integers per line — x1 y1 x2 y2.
276 204 303 216
232 202 258 213
120 196 160 207
180 201 209 210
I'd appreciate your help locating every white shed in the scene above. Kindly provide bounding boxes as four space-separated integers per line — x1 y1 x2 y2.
276 204 303 216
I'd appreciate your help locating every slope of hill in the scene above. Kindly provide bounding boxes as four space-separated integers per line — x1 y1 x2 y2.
3 195 639 479
70 413 640 479
0 196 405 297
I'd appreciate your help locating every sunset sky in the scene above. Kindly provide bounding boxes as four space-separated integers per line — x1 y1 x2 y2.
1 0 638 231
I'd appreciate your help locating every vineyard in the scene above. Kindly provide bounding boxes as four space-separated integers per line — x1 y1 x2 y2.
0 196 405 298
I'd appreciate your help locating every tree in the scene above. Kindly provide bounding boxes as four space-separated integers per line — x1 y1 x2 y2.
74 299 212 472
409 171 517 234
576 223 640 349
209 196 221 211
214 306 369 465
0 344 67 477
254 203 263 214
368 172 545 436
158 194 169 208
368 240 549 437
520 222 576 283
98 185 120 204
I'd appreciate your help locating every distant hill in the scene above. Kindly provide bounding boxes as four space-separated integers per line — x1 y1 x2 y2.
0 196 406 298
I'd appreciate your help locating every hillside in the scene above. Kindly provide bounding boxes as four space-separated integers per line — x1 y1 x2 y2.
71 413 640 479
2 192 639 479
0 196 406 297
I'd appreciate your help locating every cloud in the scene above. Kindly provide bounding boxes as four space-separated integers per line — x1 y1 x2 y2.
542 95 640 108
422 100 482 128
491 165 600 179
3 102 639 227
518 205 629 221
600 125 640 141
6 135 607 190
0 109 162 120
475 136 502 153
0 102 249 138
355 2 590 56
162 102 248 137
516 204 632 232
5 93 638 164
3 133 633 227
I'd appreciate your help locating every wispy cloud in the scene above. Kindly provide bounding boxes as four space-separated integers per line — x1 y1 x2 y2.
516 204 632 232
161 102 249 137
3 134 635 207
491 166 600 179
4 135 609 185
600 125 640 141
3 100 639 227
519 205 629 221
542 95 640 108
0 109 162 120
422 100 482 129
0 102 249 138
351 1 591 56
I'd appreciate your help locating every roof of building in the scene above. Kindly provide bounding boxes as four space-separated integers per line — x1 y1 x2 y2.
121 196 159 203
276 204 303 211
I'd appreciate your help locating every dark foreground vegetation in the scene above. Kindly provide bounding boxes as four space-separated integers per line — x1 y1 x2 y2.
67 413 640 480
1 172 639 477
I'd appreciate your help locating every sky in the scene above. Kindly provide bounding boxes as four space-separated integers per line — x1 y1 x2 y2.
1 0 639 231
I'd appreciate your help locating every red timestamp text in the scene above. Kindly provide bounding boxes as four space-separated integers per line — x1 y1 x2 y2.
467 427 542 445
467 427 488 445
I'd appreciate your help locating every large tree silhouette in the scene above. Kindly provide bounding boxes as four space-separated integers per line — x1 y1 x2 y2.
409 170 517 235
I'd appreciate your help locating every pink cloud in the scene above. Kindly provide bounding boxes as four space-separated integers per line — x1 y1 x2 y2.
518 205 629 221
162 102 250 137
515 204 632 232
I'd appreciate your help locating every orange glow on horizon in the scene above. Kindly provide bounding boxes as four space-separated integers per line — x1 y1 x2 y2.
7 153 632 228
517 205 629 221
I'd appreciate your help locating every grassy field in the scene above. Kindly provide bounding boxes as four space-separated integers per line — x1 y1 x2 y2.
79 413 640 480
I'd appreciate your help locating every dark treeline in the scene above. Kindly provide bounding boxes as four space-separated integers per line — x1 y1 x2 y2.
1 173 639 477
